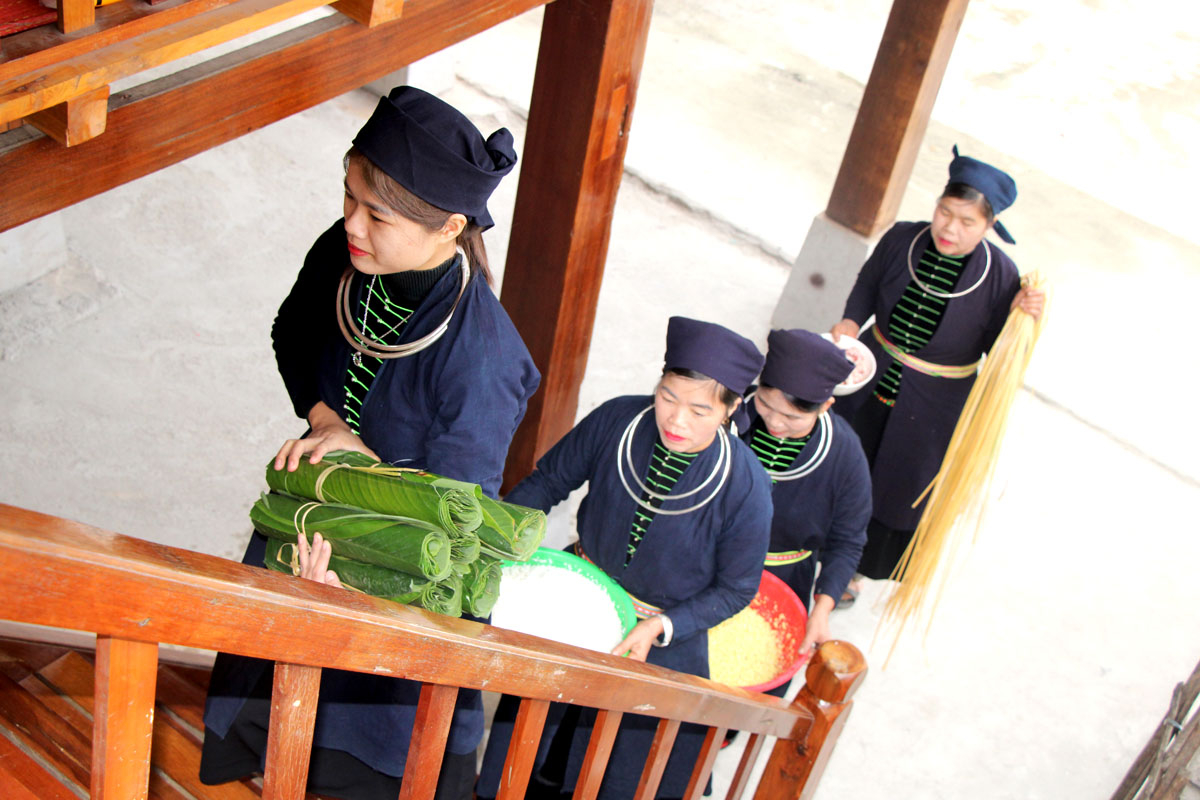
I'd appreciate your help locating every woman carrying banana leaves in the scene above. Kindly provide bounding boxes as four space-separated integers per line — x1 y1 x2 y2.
740 328 870 696
200 87 538 800
476 317 773 800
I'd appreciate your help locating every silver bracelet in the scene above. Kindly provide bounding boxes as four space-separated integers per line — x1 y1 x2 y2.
651 613 674 647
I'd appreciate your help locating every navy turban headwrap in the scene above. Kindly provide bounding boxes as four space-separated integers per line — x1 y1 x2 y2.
947 145 1018 244
761 329 853 405
352 86 517 230
663 317 764 397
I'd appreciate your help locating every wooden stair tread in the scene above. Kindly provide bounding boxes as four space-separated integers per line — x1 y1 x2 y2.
0 636 264 799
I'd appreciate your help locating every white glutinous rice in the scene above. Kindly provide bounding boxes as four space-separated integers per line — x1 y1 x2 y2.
491 564 626 652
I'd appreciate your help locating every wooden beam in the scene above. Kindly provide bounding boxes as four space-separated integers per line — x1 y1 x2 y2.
26 86 110 146
91 637 159 800
0 0 548 232
499 0 655 492
573 709 623 800
824 0 970 237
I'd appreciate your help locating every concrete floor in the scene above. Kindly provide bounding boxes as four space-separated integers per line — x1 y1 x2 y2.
2 1 1198 797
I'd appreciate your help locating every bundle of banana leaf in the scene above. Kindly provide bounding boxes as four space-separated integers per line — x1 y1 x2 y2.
254 451 546 619
265 451 483 536
251 492 455 581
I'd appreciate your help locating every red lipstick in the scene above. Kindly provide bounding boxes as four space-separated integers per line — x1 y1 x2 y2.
348 242 368 257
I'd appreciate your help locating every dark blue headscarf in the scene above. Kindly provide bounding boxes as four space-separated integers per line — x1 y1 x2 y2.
353 86 517 230
761 329 853 404
947 145 1017 244
664 317 764 397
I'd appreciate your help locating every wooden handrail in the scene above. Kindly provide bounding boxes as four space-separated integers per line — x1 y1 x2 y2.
0 502 865 798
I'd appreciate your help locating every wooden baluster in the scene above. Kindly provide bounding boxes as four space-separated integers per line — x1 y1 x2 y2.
682 725 726 800
398 683 458 800
496 697 551 800
572 708 623 800
262 662 321 800
632 717 680 800
725 732 765 800
753 641 867 800
91 636 158 800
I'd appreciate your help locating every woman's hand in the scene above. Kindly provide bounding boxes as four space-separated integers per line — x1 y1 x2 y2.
1011 286 1045 320
296 532 343 589
611 616 665 662
274 401 380 472
799 594 836 658
830 318 861 343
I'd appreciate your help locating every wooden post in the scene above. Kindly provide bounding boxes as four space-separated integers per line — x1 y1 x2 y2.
753 640 867 800
499 0 655 492
91 637 158 800
497 698 551 800
825 0 970 238
262 662 321 800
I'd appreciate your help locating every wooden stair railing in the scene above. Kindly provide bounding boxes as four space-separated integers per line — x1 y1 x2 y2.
0 502 866 799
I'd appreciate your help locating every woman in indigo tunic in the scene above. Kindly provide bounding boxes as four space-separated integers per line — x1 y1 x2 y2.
830 147 1044 582
741 328 870 675
477 316 773 800
200 86 540 800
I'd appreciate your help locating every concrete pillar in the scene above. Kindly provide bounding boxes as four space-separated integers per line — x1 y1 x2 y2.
366 48 457 98
771 213 879 331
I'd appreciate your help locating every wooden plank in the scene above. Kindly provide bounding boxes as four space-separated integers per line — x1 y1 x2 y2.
0 670 92 788
498 0 656 491
57 0 95 33
725 731 764 800
0 728 79 800
682 726 725 800
26 85 109 146
155 664 210 733
495 697 550 800
262 662 321 800
824 0 970 237
92 636 158 800
334 0 404 28
572 709 622 800
398 683 458 800
632 717 679 800
1 0 236 77
152 707 263 800
0 0 548 232
0 0 331 124
0 505 812 737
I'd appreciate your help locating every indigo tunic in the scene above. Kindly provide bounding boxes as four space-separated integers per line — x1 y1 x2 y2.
479 394 772 800
741 398 870 606
833 221 1020 530
202 219 539 782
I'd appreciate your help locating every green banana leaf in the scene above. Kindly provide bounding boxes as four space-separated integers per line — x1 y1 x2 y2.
250 492 453 581
475 495 547 560
400 573 463 617
265 451 483 535
265 539 465 617
449 529 481 566
263 538 430 602
463 555 503 618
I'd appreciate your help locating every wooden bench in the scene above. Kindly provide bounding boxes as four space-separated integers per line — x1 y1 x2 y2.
0 502 865 799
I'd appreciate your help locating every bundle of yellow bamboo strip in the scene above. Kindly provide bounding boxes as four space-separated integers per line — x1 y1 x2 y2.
876 272 1051 663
